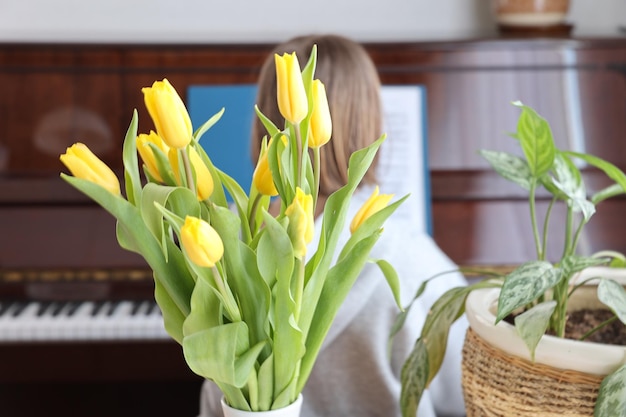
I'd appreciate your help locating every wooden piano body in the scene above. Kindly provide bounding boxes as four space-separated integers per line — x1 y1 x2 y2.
1 34 625 416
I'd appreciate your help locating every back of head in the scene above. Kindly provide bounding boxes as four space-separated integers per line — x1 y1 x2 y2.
253 34 382 197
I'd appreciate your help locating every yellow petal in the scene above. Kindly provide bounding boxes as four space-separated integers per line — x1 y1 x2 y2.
181 216 224 268
142 79 193 149
275 53 308 124
60 143 121 195
309 80 332 148
350 186 394 233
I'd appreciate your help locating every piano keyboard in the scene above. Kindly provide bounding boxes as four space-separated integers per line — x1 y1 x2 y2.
0 299 169 341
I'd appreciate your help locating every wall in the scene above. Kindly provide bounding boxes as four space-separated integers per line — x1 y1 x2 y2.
0 0 624 44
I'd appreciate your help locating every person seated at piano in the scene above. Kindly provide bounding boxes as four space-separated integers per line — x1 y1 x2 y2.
198 34 468 417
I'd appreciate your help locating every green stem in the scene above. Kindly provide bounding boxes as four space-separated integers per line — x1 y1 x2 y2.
541 198 556 261
313 147 321 213
570 216 587 256
293 258 305 323
579 315 618 341
211 265 241 322
561 206 574 259
294 123 303 189
248 193 264 236
181 148 195 194
529 180 543 260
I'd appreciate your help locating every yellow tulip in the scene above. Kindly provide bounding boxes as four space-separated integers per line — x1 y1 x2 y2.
285 188 314 258
308 79 332 148
181 216 224 268
168 147 214 201
275 52 308 124
142 78 193 149
350 186 394 234
189 146 214 201
252 148 278 196
136 130 170 182
60 143 120 195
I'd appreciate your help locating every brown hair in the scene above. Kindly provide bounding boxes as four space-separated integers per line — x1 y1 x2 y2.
252 34 382 197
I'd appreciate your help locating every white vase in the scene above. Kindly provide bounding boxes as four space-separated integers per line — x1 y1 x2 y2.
221 395 303 417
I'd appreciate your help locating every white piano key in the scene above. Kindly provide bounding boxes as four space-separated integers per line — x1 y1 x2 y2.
0 299 170 342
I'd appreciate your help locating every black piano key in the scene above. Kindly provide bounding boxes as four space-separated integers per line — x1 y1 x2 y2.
130 301 143 315
91 301 107 316
106 301 121 316
0 301 15 316
147 302 159 315
66 301 81 316
10 302 27 317
49 302 66 317
36 301 51 317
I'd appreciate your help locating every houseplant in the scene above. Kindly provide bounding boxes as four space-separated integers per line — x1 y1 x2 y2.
59 48 406 415
396 101 626 417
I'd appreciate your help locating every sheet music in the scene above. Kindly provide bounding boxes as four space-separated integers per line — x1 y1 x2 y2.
378 85 430 235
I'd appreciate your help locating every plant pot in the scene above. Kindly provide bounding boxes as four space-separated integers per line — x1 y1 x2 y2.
462 274 625 416
491 0 570 28
221 395 303 417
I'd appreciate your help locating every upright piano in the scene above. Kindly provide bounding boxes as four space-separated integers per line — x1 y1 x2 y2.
1 31 625 417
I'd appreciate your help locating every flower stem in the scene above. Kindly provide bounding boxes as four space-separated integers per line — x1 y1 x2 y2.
181 147 195 194
313 147 321 213
212 265 241 322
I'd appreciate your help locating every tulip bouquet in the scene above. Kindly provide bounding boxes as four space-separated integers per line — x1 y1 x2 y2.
60 48 405 412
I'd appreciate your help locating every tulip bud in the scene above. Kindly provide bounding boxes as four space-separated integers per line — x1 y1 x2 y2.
189 146 214 201
285 188 314 258
308 79 332 148
275 53 308 124
350 186 394 234
60 143 121 195
252 147 278 197
181 216 224 268
142 78 193 149
137 130 170 182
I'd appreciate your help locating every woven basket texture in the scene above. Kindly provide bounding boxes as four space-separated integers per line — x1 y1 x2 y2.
461 327 604 417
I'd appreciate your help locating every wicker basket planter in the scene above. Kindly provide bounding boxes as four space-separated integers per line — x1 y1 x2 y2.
462 271 626 417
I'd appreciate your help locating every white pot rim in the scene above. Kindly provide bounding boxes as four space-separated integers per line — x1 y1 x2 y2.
466 276 626 376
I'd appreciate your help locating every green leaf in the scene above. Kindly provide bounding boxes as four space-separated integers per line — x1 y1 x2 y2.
255 105 280 138
592 184 626 205
512 101 556 178
298 233 381 392
565 151 626 194
400 339 429 417
374 259 402 310
514 300 556 361
479 150 532 189
399 280 500 417
193 107 225 142
561 255 610 277
257 354 275 411
496 261 561 323
182 322 265 388
548 153 595 221
61 175 194 329
182 272 223 337
300 135 387 337
122 110 142 206
598 279 626 324
595 363 626 417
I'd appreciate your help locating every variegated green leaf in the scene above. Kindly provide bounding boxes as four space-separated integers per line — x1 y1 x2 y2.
514 300 556 360
400 339 429 417
566 151 626 194
512 101 556 178
496 261 561 322
479 149 532 189
561 255 610 277
598 279 626 324
595 364 626 417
